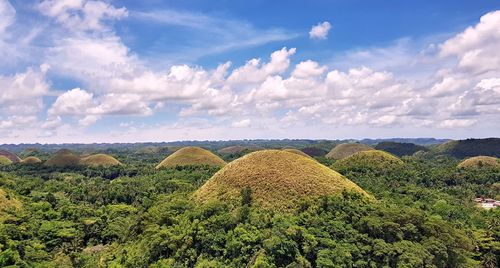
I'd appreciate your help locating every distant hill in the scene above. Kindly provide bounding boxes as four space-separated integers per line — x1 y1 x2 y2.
361 138 449 146
301 147 328 157
434 138 500 158
375 142 428 157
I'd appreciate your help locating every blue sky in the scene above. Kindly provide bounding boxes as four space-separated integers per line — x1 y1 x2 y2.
0 0 499 143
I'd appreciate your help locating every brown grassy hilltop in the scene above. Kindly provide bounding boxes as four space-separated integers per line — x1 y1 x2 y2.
194 150 371 210
80 154 122 167
156 146 226 169
20 156 42 164
0 150 21 163
326 143 374 160
44 149 81 167
332 150 404 171
458 156 499 169
282 148 314 158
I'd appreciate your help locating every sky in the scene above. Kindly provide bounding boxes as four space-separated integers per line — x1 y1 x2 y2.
0 0 499 143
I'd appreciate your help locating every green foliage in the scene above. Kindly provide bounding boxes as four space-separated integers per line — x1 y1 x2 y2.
0 150 498 267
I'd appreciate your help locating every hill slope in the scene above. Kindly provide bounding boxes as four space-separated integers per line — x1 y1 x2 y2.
457 156 499 169
282 148 313 158
80 154 121 167
375 142 428 157
0 150 21 163
332 150 404 171
434 138 500 158
326 143 374 160
195 150 370 210
20 157 42 164
156 147 226 169
44 149 81 167
0 156 12 166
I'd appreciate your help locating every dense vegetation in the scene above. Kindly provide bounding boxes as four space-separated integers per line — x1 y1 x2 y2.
0 144 499 267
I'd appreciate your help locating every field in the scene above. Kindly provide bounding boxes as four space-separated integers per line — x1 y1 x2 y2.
0 138 499 267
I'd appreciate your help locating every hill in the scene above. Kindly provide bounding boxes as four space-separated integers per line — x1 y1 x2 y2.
20 156 42 164
156 147 226 169
326 143 373 160
282 148 313 158
194 150 370 210
0 150 21 163
301 147 328 157
44 149 81 167
0 156 13 166
332 150 404 171
79 154 121 167
457 156 499 169
375 142 428 157
217 145 264 154
434 138 500 158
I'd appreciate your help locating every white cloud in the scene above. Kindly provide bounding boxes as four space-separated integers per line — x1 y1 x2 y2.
232 119 251 128
439 10 500 74
439 119 477 128
38 0 128 31
292 60 327 78
309 21 331 40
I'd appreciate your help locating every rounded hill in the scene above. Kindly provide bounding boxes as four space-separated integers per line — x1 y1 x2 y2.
20 156 42 164
80 154 121 167
332 150 404 171
326 143 374 160
375 142 427 157
282 148 313 158
301 147 328 157
44 149 81 167
217 145 263 154
457 156 499 169
0 150 21 163
156 147 226 169
0 156 12 166
194 150 370 210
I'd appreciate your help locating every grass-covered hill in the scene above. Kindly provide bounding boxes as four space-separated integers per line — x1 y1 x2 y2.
326 143 373 160
217 145 264 154
79 154 122 167
156 146 226 169
44 149 81 167
434 138 500 158
0 150 20 163
332 150 404 172
195 150 370 210
458 156 499 169
0 156 12 166
282 148 313 158
375 141 428 157
20 156 42 164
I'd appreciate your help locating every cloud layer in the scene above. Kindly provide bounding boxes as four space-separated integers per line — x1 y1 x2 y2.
0 0 499 143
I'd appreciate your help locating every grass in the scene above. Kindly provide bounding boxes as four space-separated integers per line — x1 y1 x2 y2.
44 149 81 167
0 156 13 166
79 154 122 167
194 150 371 210
326 143 374 160
458 156 499 169
20 156 42 164
332 150 404 171
217 146 264 154
0 150 21 163
156 146 226 169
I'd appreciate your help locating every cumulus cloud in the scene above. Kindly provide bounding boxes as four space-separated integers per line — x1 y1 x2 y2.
309 21 331 40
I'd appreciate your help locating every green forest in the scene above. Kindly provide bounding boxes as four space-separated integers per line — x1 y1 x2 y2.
0 140 499 268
